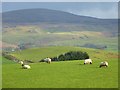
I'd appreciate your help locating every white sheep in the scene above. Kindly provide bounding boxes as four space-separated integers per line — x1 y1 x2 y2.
19 61 31 69
84 59 92 64
99 61 108 68
22 64 31 69
44 57 51 64
19 61 24 65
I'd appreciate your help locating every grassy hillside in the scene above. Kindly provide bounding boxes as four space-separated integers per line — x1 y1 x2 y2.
2 57 16 64
3 60 118 88
2 46 118 88
2 51 118 88
2 8 118 88
2 9 118 52
10 46 118 62
2 24 118 51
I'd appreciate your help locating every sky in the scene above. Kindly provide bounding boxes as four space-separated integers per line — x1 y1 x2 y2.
1 2 118 19
1 0 120 2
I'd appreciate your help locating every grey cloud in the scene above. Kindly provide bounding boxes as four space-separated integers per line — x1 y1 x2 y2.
66 6 118 19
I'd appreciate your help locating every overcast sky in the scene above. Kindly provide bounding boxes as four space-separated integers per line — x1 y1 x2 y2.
1 0 119 2
1 2 118 19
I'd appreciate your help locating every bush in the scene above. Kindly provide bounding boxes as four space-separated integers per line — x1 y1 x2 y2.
51 57 59 61
49 51 89 61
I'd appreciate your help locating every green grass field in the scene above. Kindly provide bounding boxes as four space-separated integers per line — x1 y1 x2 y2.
2 46 118 88
10 46 118 62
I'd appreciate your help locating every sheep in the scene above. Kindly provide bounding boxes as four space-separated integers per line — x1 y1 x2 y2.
19 61 24 65
19 61 31 69
22 64 31 69
99 61 108 68
84 59 92 64
44 57 51 64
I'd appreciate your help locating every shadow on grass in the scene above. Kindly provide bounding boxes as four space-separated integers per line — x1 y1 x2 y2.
78 63 85 66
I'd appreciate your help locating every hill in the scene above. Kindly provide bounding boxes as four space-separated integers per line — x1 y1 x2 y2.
2 8 118 32
2 8 118 51
2 46 118 88
2 57 118 88
10 46 118 62
2 8 117 24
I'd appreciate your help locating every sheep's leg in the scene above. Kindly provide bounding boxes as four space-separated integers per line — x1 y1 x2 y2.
48 61 50 64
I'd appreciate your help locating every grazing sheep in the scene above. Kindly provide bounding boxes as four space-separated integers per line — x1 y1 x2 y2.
22 64 31 69
19 61 31 69
99 61 108 68
84 59 92 64
19 61 24 65
44 57 51 64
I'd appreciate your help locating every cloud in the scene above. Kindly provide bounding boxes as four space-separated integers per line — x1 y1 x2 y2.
1 2 118 19
1 0 119 2
66 6 118 19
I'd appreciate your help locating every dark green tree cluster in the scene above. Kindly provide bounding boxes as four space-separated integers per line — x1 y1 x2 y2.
50 51 89 61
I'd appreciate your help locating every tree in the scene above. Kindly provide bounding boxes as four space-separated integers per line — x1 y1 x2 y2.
57 51 89 61
40 51 90 62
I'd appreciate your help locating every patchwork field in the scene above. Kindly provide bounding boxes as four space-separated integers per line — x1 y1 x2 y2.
2 24 118 51
2 46 118 88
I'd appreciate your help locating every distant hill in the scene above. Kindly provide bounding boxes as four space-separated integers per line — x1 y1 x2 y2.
2 8 118 51
2 8 117 25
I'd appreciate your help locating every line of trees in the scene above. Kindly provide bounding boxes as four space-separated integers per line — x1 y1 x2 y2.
50 51 89 61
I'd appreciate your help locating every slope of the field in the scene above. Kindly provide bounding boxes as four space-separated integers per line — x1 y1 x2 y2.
2 8 118 88
10 46 118 62
2 47 118 88
2 54 118 88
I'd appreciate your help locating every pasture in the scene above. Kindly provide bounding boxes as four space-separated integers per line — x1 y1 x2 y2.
2 46 118 88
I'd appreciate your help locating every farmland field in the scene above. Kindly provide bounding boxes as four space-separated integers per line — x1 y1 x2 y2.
2 24 118 52
2 7 119 89
2 46 118 88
